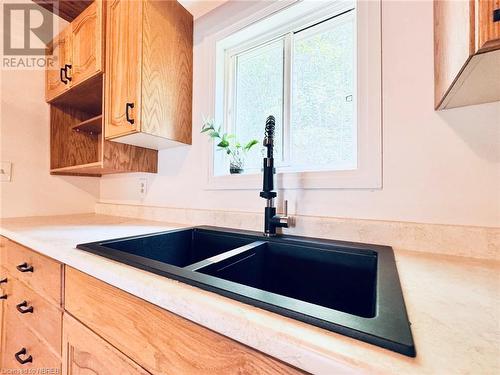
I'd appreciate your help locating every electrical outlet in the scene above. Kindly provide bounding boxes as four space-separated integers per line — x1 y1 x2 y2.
0 162 12 182
138 177 147 199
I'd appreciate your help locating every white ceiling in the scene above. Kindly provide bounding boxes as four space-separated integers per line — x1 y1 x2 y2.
178 0 229 18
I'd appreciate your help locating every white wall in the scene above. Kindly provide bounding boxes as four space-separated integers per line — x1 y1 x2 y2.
100 0 500 228
0 5 99 218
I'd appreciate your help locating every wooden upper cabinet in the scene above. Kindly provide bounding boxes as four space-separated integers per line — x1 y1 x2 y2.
45 0 104 103
434 0 500 109
70 0 104 87
46 28 72 102
105 0 143 139
104 0 193 150
478 0 500 51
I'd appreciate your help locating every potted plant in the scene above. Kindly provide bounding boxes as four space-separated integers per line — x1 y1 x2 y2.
201 118 259 174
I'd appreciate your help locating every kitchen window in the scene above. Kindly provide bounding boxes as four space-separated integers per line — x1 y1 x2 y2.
209 0 381 189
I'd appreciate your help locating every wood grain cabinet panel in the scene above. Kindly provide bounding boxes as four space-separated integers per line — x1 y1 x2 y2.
2 239 62 307
43 0 163 176
0 237 6 357
477 0 500 51
434 0 500 109
0 238 62 372
46 0 104 102
71 0 104 86
141 0 193 144
105 0 143 138
46 28 72 102
62 314 150 375
105 0 193 149
1 307 60 372
0 290 4 361
3 275 62 353
32 0 93 22
65 267 303 375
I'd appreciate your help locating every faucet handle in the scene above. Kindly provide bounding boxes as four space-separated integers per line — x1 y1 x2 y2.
279 200 295 228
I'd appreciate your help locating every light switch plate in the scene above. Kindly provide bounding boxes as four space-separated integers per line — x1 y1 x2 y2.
0 161 12 182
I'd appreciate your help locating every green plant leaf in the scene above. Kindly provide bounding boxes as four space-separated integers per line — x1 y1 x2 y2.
209 131 220 139
244 139 259 151
217 139 229 148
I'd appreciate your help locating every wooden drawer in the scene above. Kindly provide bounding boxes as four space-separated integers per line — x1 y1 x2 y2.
0 236 7 266
1 238 62 306
63 313 150 375
1 307 61 372
0 254 6 358
3 274 62 354
65 267 302 375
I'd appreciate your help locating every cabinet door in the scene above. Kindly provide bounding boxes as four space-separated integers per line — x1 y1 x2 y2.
477 0 500 52
46 28 71 102
105 0 142 139
71 0 104 86
62 314 150 375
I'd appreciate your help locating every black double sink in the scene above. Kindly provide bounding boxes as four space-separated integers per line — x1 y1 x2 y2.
77 226 415 357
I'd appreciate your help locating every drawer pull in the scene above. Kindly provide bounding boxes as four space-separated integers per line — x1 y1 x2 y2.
0 277 7 284
16 301 34 314
16 263 34 273
0 294 7 299
14 348 33 365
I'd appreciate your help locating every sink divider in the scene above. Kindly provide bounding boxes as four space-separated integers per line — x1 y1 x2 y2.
184 241 267 272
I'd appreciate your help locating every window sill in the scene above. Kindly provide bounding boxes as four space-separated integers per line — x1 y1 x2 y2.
205 168 382 190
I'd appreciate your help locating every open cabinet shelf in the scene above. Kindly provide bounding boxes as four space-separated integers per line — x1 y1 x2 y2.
50 162 104 177
71 114 103 134
49 74 157 177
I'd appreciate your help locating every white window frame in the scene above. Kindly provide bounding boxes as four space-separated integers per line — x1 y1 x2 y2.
226 35 290 168
204 0 382 190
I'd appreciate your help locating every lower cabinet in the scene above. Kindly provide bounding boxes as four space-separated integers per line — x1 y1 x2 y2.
0 237 63 373
0 238 302 375
62 313 149 375
64 267 303 375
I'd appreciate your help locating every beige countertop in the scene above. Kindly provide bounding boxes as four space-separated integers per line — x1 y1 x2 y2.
1 213 499 374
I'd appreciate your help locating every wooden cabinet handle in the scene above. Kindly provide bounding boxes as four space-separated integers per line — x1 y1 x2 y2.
494 8 500 22
16 301 34 314
64 64 72 81
16 263 34 273
14 348 33 365
60 67 68 84
0 294 7 300
126 102 135 125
